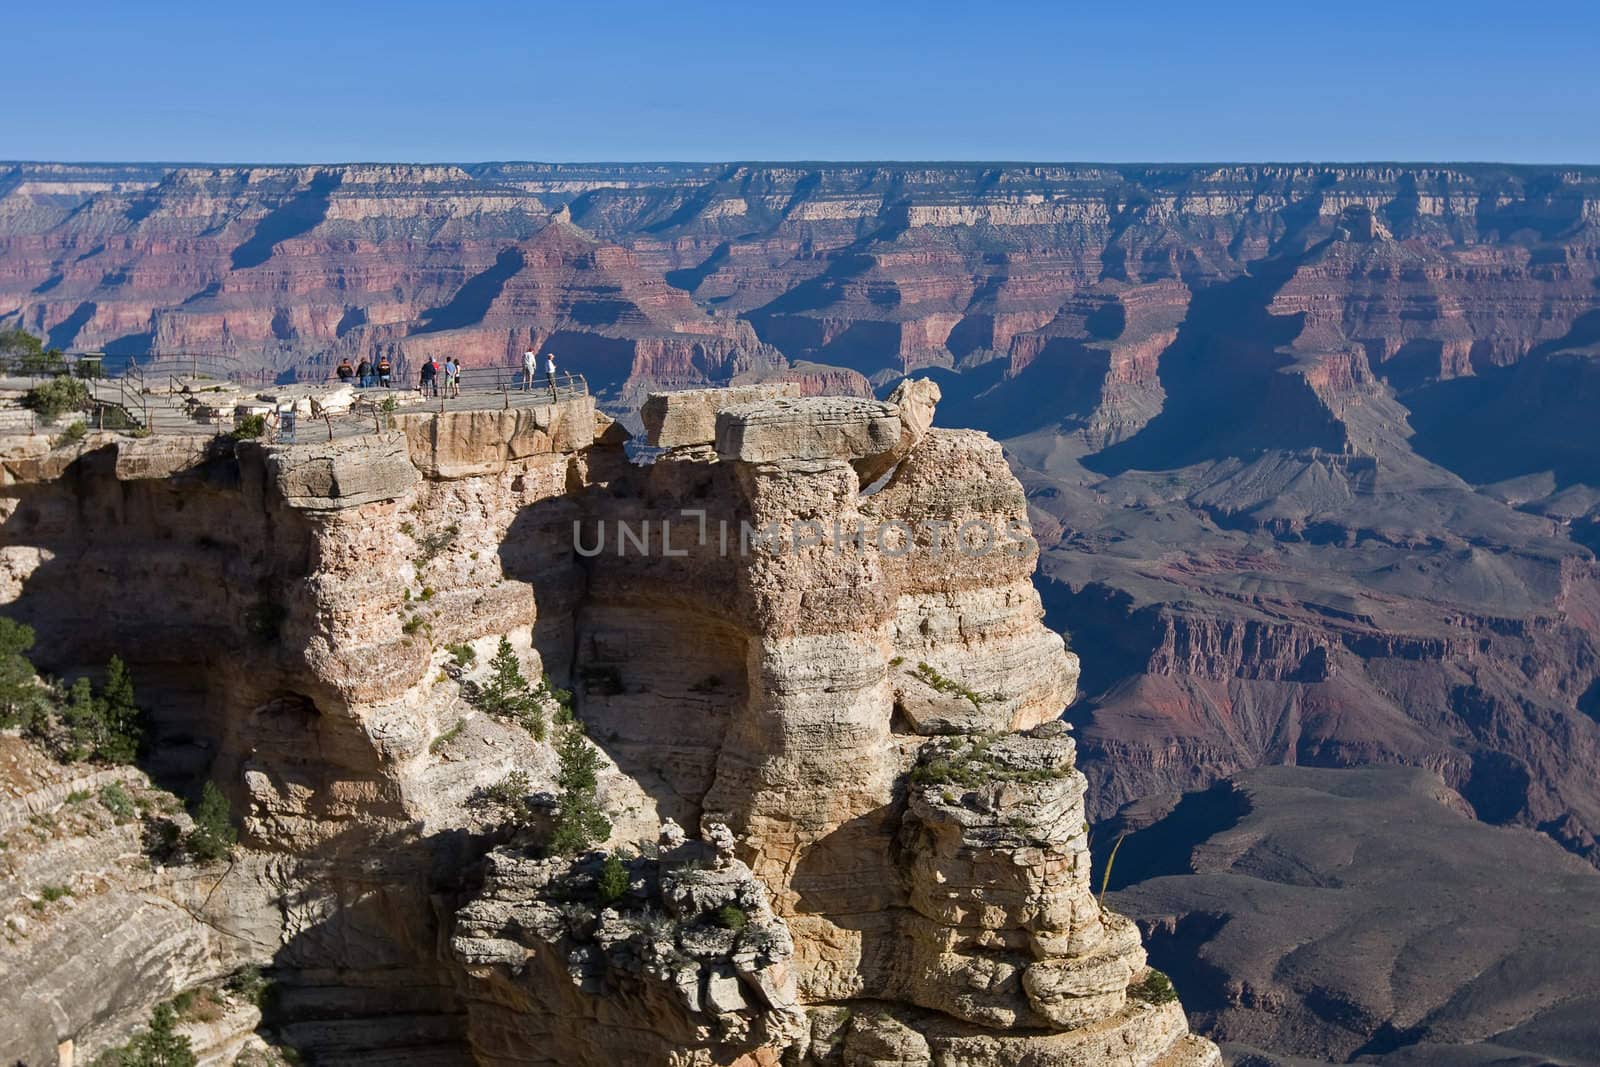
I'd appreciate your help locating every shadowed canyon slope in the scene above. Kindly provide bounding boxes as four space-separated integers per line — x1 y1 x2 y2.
1101 765 1600 1066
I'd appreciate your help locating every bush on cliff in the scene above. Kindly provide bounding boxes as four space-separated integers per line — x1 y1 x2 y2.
1 328 68 377
2 629 145 765
0 617 49 730
596 852 629 905
229 413 267 440
96 1001 197 1067
1129 968 1179 1005
186 781 237 862
475 636 546 740
57 656 143 763
23 375 91 420
550 720 610 855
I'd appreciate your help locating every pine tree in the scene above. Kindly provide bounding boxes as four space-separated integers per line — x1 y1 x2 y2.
125 1002 197 1067
596 852 629 905
54 660 142 764
480 637 527 716
97 655 142 764
58 676 101 762
0 617 43 729
476 636 544 740
186 781 237 862
550 722 611 855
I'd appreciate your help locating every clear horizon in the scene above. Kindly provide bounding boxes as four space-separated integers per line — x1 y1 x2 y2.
7 0 1600 165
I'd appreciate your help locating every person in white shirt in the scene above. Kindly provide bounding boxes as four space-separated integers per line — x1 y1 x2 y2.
522 347 537 391
544 352 558 398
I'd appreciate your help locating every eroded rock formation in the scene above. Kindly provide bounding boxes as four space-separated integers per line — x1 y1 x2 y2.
0 384 1215 1065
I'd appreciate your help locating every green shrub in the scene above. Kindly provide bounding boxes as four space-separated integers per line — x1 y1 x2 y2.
23 376 89 419
549 721 610 855
186 782 237 862
596 853 629 905
484 770 530 806
55 655 143 765
225 965 274 1008
0 327 48 372
99 781 136 820
476 637 545 740
39 884 71 902
429 720 465 754
714 903 748 930
909 734 1073 790
53 420 89 448
1129 969 1179 1004
401 615 428 636
480 770 541 829
230 413 267 440
0 617 47 730
413 523 460 568
98 1001 197 1067
546 675 574 724
445 643 476 668
911 661 984 710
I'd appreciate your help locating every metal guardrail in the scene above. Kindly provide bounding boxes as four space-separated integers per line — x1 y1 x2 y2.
317 367 589 398
9 352 590 441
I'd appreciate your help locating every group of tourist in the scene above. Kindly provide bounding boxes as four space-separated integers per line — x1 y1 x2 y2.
334 349 560 398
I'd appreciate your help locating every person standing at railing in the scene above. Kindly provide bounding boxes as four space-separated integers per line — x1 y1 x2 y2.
544 351 558 400
336 358 355 384
376 356 393 388
420 356 439 397
357 358 373 388
522 347 537 391
452 356 463 398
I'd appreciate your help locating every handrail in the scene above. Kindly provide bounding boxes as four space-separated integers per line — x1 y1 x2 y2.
323 368 589 398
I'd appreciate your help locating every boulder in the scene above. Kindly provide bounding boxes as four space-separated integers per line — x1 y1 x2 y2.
714 396 902 466
703 966 748 1014
264 434 420 509
641 383 799 450
112 436 212 481
857 377 942 485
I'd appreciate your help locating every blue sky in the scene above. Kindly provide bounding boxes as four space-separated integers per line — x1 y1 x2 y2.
6 0 1598 163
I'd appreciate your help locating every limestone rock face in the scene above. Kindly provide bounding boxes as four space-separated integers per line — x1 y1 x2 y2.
642 383 800 450
453 840 804 1064
715 395 902 465
0 385 1213 1067
263 433 421 509
855 376 942 485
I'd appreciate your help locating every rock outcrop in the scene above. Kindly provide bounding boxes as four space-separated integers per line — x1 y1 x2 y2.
0 383 1215 1065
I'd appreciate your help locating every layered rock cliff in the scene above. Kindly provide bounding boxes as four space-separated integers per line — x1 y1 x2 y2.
0 385 1218 1065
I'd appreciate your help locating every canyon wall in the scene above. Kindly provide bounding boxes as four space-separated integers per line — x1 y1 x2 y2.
0 387 1218 1065
6 159 1600 1014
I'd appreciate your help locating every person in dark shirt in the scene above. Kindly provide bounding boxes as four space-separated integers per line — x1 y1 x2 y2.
420 357 439 397
356 358 373 387
336 358 355 383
